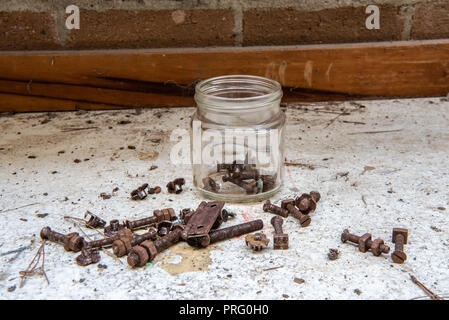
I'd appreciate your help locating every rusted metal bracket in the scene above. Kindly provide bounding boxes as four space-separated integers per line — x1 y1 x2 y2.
182 201 225 241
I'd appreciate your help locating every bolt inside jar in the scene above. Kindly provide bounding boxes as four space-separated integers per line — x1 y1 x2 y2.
191 75 285 202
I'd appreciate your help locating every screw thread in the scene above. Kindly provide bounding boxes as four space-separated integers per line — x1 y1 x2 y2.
127 216 158 229
131 229 157 246
154 229 182 252
395 234 405 252
209 220 264 244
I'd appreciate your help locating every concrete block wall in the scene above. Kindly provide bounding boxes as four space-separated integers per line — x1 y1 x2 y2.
0 0 448 50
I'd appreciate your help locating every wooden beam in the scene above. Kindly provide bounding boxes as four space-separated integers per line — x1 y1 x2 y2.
0 40 448 112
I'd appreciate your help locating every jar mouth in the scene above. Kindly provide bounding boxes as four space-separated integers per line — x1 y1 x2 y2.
195 75 282 110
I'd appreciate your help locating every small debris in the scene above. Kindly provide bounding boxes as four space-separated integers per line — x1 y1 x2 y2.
130 183 149 200
166 178 185 194
437 207 446 211
112 187 119 193
118 120 131 125
430 226 442 232
73 159 81 163
36 213 49 218
7 285 16 292
20 218 27 222
354 289 362 296
27 155 36 159
149 165 158 171
43 192 48 196
150 138 161 143
327 248 340 260
98 264 108 269
99 192 112 200
294 278 305 284
127 145 136 150
282 294 289 299
84 211 106 229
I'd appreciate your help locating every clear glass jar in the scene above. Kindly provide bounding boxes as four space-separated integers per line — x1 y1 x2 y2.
190 75 285 203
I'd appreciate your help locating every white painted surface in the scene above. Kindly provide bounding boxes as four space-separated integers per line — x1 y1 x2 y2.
0 98 448 299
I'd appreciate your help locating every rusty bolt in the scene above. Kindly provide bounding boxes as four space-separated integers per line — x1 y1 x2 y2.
112 227 157 257
281 199 311 227
127 227 183 267
223 173 258 194
86 228 133 249
263 200 289 218
271 216 288 250
341 229 390 256
391 228 408 264
232 169 260 181
40 227 85 252
125 208 176 230
295 191 320 214
187 219 264 248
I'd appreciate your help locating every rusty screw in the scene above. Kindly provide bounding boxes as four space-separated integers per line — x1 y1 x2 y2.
86 228 133 249
263 200 289 218
127 227 183 267
40 227 85 252
187 219 264 248
392 228 408 264
271 216 288 250
281 199 311 227
112 227 157 257
125 208 176 230
341 229 390 256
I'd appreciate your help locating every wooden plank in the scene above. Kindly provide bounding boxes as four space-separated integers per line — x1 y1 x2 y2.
0 40 448 112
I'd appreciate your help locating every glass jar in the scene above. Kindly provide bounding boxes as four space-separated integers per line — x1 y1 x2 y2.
190 75 285 203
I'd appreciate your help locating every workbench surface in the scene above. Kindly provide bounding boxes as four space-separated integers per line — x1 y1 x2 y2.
1 98 448 299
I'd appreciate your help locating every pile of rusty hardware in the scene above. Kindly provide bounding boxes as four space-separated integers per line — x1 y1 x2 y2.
340 228 409 264
38 201 267 268
202 161 277 194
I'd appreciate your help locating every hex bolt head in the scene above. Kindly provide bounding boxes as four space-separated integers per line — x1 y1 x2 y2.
371 238 390 256
295 193 317 214
358 233 372 253
127 246 149 268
